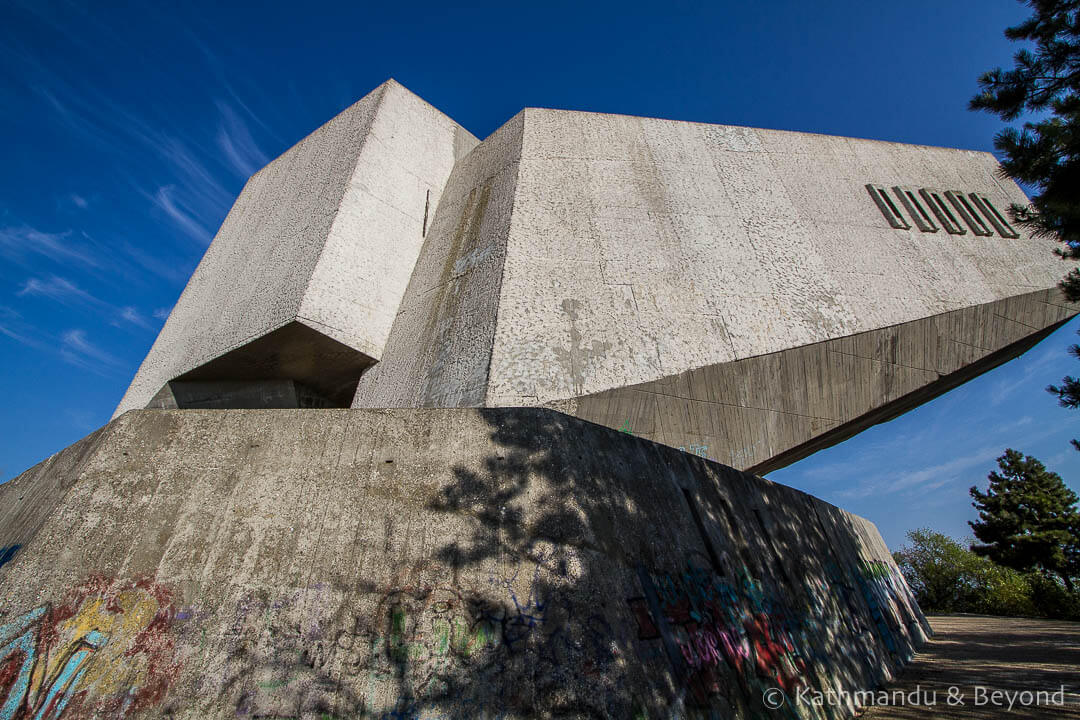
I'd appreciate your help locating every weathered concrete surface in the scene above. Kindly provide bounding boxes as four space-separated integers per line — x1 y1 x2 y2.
353 106 1076 414
115 81 478 417
860 616 1080 719
110 79 1077 472
347 100 1078 472
556 288 1075 473
485 110 1073 407
352 114 523 408
0 408 926 718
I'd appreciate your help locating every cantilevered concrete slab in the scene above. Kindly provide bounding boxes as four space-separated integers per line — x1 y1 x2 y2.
351 105 1078 471
113 78 1077 471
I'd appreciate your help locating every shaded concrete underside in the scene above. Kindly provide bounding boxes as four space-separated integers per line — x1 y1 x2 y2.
0 408 926 719
166 321 375 407
562 288 1075 473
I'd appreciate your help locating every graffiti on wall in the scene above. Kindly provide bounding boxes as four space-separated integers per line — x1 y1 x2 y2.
0 577 180 720
0 546 19 572
628 564 810 713
626 554 922 716
202 553 621 720
677 444 711 460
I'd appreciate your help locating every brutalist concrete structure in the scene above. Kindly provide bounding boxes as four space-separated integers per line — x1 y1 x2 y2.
116 81 1076 476
0 79 1074 718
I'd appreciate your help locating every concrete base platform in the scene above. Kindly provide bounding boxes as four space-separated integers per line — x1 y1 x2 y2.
0 409 928 718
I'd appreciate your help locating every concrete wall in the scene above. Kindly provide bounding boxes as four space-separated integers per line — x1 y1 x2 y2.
352 113 523 408
485 109 1072 408
115 81 478 417
350 105 1075 429
0 408 927 718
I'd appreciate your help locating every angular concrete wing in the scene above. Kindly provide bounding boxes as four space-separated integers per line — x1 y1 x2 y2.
114 81 1078 474
351 107 1078 472
114 80 478 415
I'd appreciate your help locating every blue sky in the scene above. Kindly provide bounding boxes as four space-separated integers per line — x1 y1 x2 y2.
1 0 1076 549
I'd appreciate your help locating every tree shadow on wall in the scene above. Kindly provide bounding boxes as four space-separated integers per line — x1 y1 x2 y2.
376 407 931 720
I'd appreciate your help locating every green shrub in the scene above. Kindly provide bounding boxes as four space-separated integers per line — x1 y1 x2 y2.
1027 573 1080 621
892 528 1080 619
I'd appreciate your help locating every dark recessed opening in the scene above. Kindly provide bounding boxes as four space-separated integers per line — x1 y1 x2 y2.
147 321 375 409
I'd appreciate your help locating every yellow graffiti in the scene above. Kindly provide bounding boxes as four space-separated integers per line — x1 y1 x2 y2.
58 590 159 697
1 582 175 719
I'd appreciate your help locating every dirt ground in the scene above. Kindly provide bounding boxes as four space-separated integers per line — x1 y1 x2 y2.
857 615 1080 719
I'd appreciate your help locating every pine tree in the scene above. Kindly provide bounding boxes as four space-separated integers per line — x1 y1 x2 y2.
970 449 1080 591
1047 336 1080 451
969 0 1080 299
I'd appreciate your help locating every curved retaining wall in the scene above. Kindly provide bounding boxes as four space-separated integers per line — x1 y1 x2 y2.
0 408 928 718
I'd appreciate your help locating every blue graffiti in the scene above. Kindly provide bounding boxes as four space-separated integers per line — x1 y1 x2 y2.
498 565 549 647
0 605 109 720
0 545 21 571
678 444 710 459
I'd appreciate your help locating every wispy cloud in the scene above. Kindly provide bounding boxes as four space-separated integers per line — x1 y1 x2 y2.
0 304 129 374
115 306 151 330
990 345 1063 406
216 101 268 177
120 242 194 285
150 186 211 243
187 32 283 143
18 275 107 307
60 329 121 373
880 445 1000 495
0 225 100 268
156 137 233 214
17 276 156 334
152 307 171 320
0 321 50 352
831 415 1049 502
3 31 236 245
69 193 88 209
0 305 55 353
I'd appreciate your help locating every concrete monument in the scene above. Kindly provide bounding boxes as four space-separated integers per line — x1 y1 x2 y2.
0 79 1073 718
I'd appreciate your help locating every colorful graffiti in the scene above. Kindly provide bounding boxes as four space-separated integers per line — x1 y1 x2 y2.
677 444 711 460
210 555 621 719
370 561 618 718
0 545 922 718
0 577 179 719
627 555 923 717
629 564 809 713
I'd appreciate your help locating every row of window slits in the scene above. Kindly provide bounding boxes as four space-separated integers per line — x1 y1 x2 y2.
866 184 1020 239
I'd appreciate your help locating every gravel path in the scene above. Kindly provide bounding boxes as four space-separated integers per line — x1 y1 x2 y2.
856 615 1080 719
